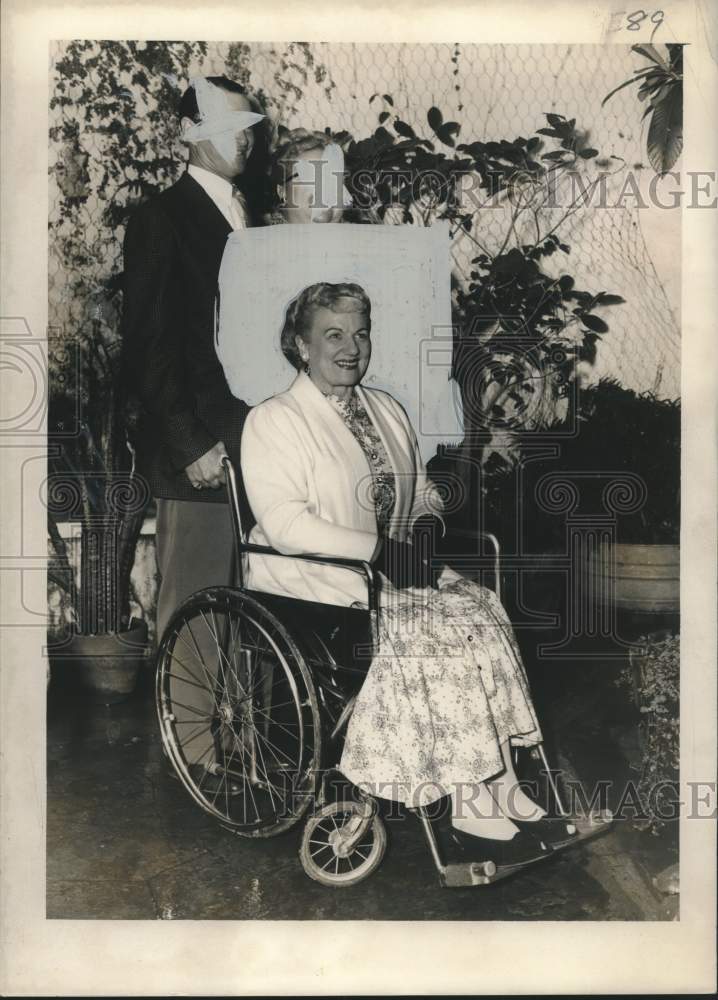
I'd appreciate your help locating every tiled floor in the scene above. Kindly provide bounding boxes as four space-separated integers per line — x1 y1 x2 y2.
46 640 678 921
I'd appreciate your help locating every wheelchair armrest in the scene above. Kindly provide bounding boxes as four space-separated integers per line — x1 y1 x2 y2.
237 542 378 618
222 456 378 616
448 528 502 602
477 532 501 603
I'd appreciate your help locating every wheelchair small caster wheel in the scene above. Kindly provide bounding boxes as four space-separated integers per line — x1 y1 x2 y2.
300 800 387 887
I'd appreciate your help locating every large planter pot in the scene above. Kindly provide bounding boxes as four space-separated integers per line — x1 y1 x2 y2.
589 543 679 614
50 620 149 704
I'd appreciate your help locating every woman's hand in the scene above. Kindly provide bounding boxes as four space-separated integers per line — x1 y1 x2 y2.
374 537 434 590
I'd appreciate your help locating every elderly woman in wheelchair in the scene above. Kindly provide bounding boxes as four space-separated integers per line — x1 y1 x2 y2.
156 274 611 888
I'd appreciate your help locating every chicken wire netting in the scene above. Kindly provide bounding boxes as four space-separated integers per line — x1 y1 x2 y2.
48 41 681 401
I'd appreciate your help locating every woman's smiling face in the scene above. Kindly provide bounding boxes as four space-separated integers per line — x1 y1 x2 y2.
297 300 371 396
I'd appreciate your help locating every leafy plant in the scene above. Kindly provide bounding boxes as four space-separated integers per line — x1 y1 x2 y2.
553 378 680 544
226 41 336 122
617 631 680 834
481 378 681 556
48 278 150 636
602 44 683 175
336 106 626 477
48 41 207 638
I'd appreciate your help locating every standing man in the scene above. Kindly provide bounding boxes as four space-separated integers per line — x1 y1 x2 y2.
122 76 264 769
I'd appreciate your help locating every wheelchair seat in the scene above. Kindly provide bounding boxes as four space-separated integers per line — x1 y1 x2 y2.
243 589 374 679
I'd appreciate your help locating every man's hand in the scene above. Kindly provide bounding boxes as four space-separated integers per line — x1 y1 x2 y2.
185 441 228 491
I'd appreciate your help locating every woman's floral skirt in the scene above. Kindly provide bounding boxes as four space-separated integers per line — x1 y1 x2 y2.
340 577 542 807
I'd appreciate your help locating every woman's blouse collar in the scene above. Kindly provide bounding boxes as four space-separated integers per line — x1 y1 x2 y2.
322 386 359 420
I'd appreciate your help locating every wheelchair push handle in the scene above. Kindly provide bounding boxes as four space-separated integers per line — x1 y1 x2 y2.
221 456 378 617
222 454 245 566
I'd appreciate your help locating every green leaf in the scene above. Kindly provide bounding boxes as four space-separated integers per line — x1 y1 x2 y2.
632 43 668 69
373 125 394 145
596 293 625 305
393 119 416 138
601 75 642 107
653 81 676 105
546 113 566 127
579 333 599 364
647 86 683 175
435 124 457 147
383 93 394 106
578 147 599 159
495 247 527 275
582 314 609 333
427 106 443 132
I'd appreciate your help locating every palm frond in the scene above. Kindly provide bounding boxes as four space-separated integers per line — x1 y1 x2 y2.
631 43 668 69
647 86 683 174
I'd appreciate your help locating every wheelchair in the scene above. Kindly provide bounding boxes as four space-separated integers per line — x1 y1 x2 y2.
156 458 612 888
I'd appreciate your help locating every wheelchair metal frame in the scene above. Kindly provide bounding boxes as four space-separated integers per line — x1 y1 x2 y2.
157 457 612 889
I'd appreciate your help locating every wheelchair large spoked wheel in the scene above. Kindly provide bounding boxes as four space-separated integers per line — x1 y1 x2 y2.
156 586 321 838
299 801 387 886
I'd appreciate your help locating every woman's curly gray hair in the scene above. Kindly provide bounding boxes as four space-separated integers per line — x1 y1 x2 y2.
280 282 372 370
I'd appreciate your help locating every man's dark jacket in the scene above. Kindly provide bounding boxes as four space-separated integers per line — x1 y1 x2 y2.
121 171 249 503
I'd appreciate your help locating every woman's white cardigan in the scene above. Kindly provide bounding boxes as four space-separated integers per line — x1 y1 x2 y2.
241 370 447 607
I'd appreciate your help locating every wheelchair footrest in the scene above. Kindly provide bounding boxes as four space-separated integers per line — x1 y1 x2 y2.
441 852 556 887
441 861 498 887
433 811 615 888
549 809 613 851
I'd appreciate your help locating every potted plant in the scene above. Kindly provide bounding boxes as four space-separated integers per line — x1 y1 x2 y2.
47 278 151 703
48 41 210 701
561 379 680 616
337 105 627 518
479 378 680 620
